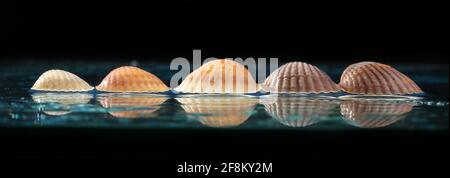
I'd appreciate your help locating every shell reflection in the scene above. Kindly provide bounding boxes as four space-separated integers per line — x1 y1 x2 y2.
176 96 258 127
97 94 168 118
340 97 415 128
261 96 340 127
32 93 93 115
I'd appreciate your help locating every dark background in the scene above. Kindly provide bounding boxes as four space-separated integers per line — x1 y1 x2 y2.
1 0 448 63
0 0 448 175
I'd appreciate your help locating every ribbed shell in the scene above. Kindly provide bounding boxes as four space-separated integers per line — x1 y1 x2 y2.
32 93 93 116
176 97 258 127
98 95 167 118
174 59 259 94
96 66 169 92
339 62 423 95
261 97 339 127
340 99 414 128
31 69 94 92
263 62 341 93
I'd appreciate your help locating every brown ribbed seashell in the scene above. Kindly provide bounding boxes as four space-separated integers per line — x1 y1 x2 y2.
261 96 339 127
174 59 258 94
97 94 167 118
176 96 258 127
32 93 93 116
340 98 414 128
31 70 94 92
263 62 341 93
339 62 423 95
96 66 169 92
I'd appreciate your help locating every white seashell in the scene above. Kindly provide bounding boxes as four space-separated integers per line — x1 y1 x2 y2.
263 62 341 93
175 59 259 94
31 69 94 92
339 61 423 95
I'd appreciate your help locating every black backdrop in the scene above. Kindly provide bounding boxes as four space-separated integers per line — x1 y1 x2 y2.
1 0 448 63
0 0 448 175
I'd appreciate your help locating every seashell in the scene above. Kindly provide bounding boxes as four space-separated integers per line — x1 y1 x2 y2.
96 66 169 93
174 59 259 94
340 98 414 128
260 96 339 127
97 94 168 118
31 69 94 92
339 61 423 95
263 62 341 93
32 93 93 116
176 96 258 127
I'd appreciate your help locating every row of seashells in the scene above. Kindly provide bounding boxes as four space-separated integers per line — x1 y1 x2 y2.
31 59 423 95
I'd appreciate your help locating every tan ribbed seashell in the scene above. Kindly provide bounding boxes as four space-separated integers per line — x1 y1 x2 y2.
174 59 259 94
340 99 414 128
261 96 339 127
97 95 167 118
32 93 93 116
96 66 169 93
176 96 258 127
263 62 341 93
31 70 94 92
339 62 423 95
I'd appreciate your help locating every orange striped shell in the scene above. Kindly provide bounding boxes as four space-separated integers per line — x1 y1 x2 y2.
176 96 258 127
261 97 339 127
340 99 414 128
98 95 167 118
174 59 259 94
31 69 94 92
96 66 169 93
263 62 341 93
339 62 423 95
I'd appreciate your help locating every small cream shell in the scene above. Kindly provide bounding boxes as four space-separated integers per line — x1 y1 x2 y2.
31 69 94 92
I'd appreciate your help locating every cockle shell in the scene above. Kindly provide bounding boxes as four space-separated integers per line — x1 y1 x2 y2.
31 69 94 92
97 94 168 118
263 62 341 93
339 62 423 95
176 96 258 127
340 98 414 128
174 59 259 94
32 93 93 116
261 96 339 127
96 66 169 93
